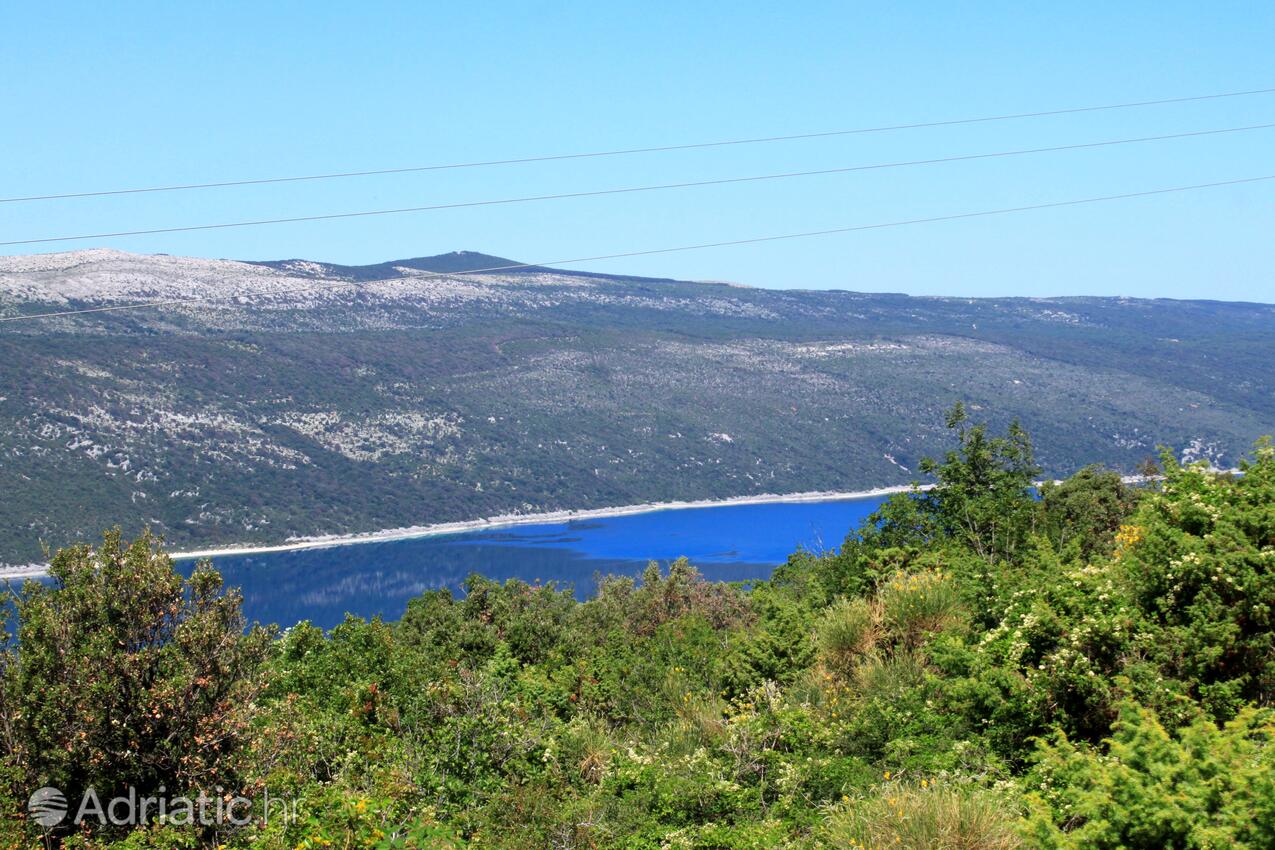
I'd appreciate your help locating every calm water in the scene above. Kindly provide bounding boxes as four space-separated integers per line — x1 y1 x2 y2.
176 495 889 629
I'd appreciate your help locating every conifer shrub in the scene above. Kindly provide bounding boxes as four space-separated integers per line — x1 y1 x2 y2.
1025 702 1275 849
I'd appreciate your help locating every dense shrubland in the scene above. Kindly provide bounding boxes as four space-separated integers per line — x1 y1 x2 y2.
2 408 1273 849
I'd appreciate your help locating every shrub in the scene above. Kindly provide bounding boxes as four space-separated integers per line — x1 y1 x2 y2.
1039 465 1140 559
816 598 880 676
628 558 754 636
1025 701 1275 850
823 780 1024 850
0 530 271 842
1118 442 1275 719
880 569 963 648
917 404 1041 564
4 427 1273 849
838 652 973 772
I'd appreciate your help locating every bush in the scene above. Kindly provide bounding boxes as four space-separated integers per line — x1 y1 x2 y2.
879 569 963 648
1025 701 1275 850
628 558 754 636
1039 465 1140 559
816 598 880 676
0 530 271 842
823 780 1024 850
1118 442 1275 719
4 423 1273 849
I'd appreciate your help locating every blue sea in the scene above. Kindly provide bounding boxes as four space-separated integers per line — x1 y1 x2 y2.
177 495 890 629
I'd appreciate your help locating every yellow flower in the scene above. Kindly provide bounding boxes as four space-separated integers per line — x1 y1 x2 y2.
1115 524 1144 554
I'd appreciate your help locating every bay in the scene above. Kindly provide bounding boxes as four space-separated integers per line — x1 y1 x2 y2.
177 494 889 629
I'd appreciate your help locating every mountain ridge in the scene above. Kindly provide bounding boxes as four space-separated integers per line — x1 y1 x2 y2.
245 250 684 286
5 247 1275 306
0 247 1272 563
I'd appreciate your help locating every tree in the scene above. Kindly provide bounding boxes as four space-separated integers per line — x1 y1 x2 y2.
918 403 1041 563
0 530 271 839
1039 465 1140 559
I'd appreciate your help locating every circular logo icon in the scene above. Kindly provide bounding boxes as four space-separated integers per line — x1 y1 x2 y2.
28 787 67 827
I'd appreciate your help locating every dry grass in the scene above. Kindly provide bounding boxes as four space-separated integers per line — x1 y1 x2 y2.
822 781 1023 850
852 651 929 701
879 569 964 648
817 597 882 676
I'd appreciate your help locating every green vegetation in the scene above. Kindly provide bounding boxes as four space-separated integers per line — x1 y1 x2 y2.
2 411 1274 848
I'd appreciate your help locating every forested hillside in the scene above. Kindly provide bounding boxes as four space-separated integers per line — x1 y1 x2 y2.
2 249 1274 564
3 413 1273 848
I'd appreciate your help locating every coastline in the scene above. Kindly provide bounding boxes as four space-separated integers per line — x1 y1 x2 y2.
1 473 1178 579
0 563 54 581
0 485 924 578
169 484 922 561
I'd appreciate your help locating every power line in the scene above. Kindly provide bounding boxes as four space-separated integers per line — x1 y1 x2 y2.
3 173 1270 325
3 122 1271 248
4 86 1274 205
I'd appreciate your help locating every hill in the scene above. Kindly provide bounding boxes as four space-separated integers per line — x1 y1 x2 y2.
0 248 1272 563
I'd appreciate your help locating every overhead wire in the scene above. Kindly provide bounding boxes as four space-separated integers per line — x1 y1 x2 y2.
2 173 1270 324
3 121 1271 248
3 85 1273 204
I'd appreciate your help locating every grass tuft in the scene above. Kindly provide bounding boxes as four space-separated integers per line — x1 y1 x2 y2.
823 781 1023 850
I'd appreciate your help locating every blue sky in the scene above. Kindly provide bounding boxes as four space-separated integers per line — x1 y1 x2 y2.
2 2 1272 299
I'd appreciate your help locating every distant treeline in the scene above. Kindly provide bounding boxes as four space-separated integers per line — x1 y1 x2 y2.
3 407 1273 849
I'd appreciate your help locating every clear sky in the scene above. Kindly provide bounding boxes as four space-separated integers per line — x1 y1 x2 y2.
2 2 1272 299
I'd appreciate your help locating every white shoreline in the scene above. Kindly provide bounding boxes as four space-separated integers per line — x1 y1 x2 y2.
0 485 921 578
172 485 921 560
0 484 918 578
0 563 53 581
0 472 1195 579
1 473 1188 579
161 476 1167 560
